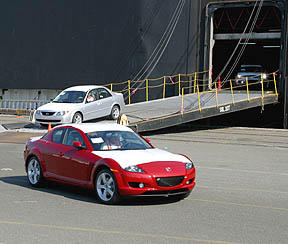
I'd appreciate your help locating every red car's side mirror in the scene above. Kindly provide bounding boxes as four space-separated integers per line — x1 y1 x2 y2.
73 141 83 149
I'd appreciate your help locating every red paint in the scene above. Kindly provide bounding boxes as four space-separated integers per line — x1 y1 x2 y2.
24 125 196 198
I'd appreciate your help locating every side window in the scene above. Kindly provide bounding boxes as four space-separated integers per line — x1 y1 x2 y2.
51 128 66 144
86 89 97 103
97 88 111 100
63 128 86 148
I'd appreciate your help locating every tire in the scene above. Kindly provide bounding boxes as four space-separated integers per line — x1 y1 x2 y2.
110 105 120 120
27 157 44 187
72 112 83 124
95 169 120 204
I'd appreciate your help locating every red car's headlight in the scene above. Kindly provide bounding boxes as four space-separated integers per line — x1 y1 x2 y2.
124 165 145 173
185 162 194 170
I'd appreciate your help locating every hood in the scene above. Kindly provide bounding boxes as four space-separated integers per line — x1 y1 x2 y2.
29 136 42 142
138 161 187 177
93 148 190 169
37 102 81 112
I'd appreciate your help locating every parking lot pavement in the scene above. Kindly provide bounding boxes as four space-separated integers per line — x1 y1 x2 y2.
0 127 288 244
0 114 33 129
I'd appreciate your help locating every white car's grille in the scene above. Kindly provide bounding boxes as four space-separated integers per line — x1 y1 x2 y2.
41 111 55 116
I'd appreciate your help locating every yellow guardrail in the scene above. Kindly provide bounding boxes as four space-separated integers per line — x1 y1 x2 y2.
179 72 278 113
104 70 278 107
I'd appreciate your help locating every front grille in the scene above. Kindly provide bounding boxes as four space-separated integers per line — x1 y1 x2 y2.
36 119 61 123
244 75 261 80
141 188 189 196
156 176 184 187
41 111 55 116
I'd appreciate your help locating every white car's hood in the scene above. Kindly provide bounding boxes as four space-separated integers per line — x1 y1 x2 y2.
37 102 81 111
29 136 42 142
93 148 190 168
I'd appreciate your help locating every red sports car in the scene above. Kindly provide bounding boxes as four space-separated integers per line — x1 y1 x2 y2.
24 123 196 204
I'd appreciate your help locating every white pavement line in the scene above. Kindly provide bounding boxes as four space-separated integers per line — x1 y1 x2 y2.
13 200 38 203
0 168 13 171
196 166 288 176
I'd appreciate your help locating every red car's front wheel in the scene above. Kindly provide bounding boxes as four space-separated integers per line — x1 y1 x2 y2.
27 157 44 187
95 169 120 204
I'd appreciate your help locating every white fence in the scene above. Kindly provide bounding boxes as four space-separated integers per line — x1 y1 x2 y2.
0 100 49 110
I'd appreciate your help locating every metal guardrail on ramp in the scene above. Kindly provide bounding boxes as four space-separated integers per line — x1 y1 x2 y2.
124 90 279 132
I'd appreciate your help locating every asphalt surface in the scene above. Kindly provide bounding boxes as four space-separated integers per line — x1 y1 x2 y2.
0 121 288 243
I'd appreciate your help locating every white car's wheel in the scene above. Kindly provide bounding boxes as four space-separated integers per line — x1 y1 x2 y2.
110 105 120 120
27 157 43 187
72 112 83 124
95 169 120 204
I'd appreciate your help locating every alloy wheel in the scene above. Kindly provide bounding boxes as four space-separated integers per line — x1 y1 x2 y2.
73 112 83 124
110 105 120 120
27 158 42 186
96 172 116 202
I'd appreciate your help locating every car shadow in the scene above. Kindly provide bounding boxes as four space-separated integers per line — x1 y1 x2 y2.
0 175 182 206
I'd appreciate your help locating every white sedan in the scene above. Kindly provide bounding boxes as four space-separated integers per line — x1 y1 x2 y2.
34 85 125 125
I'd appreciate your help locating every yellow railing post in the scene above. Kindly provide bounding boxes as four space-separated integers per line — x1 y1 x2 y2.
197 84 201 112
230 79 235 104
178 74 181 96
163 76 166 99
128 80 131 105
146 79 149 102
193 72 197 93
110 83 113 91
181 87 184 113
246 77 250 101
215 86 218 108
261 73 264 98
273 72 278 97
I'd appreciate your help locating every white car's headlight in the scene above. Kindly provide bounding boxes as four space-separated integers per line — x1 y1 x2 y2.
237 74 242 78
124 165 145 173
35 110 41 115
56 111 69 116
185 162 194 170
262 73 267 79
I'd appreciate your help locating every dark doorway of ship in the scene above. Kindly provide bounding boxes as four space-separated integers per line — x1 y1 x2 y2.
207 2 283 90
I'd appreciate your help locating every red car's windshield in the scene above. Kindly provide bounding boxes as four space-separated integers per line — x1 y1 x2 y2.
86 130 152 151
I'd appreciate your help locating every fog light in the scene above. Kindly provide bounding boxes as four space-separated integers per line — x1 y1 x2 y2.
139 183 144 188
186 179 193 185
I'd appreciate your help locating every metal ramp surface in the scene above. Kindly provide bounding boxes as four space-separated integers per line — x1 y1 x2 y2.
123 90 278 132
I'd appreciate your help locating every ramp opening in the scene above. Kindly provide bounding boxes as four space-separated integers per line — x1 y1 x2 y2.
206 3 283 89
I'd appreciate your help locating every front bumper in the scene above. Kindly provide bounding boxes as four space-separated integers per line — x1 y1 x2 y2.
34 113 72 125
114 168 196 196
235 77 264 86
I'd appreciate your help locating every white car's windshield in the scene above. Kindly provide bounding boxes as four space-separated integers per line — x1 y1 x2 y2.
86 130 152 151
240 66 263 72
53 91 86 103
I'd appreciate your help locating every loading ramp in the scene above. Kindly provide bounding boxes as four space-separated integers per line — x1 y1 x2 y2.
123 90 278 132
